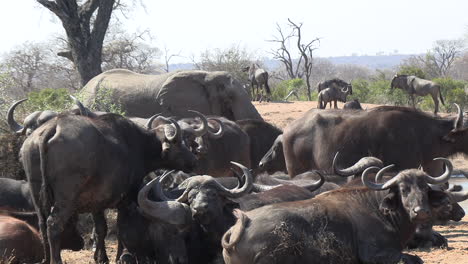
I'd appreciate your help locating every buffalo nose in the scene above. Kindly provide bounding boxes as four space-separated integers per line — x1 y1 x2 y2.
413 206 430 219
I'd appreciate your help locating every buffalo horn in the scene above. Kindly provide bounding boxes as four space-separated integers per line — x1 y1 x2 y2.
188 110 208 137
69 95 88 116
207 118 225 139
213 162 253 198
362 165 398 190
7 99 27 133
145 114 163 129
451 191 468 203
165 119 182 142
251 183 277 192
341 86 349 93
424 158 452 184
154 171 189 203
333 152 384 177
453 103 463 130
137 171 191 226
270 171 325 192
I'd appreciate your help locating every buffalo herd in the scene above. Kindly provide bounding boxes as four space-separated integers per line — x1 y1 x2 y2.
1 74 468 264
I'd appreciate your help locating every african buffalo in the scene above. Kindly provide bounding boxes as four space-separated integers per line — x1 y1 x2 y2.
283 104 467 178
138 110 223 157
317 78 353 94
7 99 58 136
178 116 251 177
391 74 444 114
317 78 353 109
236 119 282 172
1 210 84 253
407 188 466 249
20 111 199 264
7 96 98 136
0 214 43 263
222 158 453 264
138 164 326 263
258 135 286 174
337 157 466 249
81 69 262 120
343 99 363 110
0 178 34 211
318 86 350 109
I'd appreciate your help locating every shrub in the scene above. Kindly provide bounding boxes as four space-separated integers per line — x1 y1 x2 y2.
271 78 317 101
432 78 468 112
77 86 125 115
397 65 427 79
26 88 73 112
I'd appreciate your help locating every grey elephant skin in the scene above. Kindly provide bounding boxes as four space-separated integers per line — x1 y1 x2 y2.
81 69 262 120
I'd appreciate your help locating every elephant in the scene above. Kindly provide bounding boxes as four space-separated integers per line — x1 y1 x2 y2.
80 69 263 121
391 74 445 115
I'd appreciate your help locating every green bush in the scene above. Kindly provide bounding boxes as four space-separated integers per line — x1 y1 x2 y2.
433 78 468 112
26 88 73 112
398 66 427 79
349 76 467 113
77 86 125 115
272 78 307 101
349 79 407 106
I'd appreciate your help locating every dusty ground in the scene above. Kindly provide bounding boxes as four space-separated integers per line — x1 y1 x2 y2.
62 101 468 263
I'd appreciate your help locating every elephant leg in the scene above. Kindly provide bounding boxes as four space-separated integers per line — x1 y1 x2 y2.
93 211 109 264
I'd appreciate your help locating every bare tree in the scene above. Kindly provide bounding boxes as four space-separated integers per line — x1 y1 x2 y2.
102 29 161 73
268 23 299 79
287 19 320 100
193 45 256 83
450 52 468 81
37 0 116 86
160 46 181 73
269 19 320 100
0 42 46 95
0 41 82 96
427 39 465 77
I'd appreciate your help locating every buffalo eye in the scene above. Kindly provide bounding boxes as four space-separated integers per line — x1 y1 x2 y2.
400 186 410 196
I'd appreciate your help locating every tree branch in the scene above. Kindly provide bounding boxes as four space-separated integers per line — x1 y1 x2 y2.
79 0 99 23
90 0 115 53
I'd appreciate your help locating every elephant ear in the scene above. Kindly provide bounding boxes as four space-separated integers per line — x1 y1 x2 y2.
158 71 215 117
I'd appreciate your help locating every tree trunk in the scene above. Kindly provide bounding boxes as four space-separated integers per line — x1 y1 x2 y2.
37 0 115 87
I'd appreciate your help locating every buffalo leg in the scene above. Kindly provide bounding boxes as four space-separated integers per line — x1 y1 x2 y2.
410 94 416 109
38 209 51 264
47 204 75 264
334 100 338 109
93 211 109 264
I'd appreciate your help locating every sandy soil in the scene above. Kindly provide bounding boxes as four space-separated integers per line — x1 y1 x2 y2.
61 101 468 264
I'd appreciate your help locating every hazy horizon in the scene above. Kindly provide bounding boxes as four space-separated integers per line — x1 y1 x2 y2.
1 1 466 63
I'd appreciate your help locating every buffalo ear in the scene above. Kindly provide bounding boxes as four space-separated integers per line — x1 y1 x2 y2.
442 131 457 143
380 191 398 214
428 190 449 207
224 198 239 214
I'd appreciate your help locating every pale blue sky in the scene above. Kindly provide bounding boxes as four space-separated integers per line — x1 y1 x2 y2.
1 0 467 62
